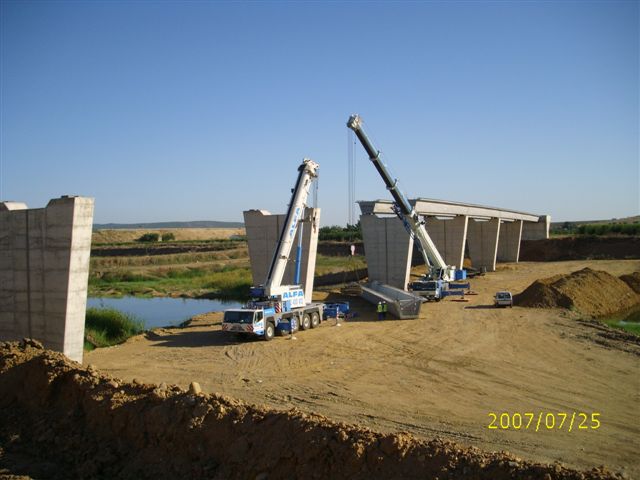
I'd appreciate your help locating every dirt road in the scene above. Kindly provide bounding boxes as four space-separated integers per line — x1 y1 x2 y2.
86 260 640 478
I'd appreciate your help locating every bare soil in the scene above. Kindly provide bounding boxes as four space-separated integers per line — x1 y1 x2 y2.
0 340 624 480
620 272 640 294
82 260 640 478
519 236 640 262
514 268 640 317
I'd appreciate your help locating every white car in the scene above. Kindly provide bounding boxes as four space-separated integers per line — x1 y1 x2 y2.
494 291 513 308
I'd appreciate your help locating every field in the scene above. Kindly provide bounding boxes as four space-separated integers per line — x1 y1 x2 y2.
89 228 366 298
92 227 245 245
85 259 640 478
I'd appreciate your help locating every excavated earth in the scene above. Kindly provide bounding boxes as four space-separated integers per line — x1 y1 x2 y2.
0 340 623 480
514 268 640 317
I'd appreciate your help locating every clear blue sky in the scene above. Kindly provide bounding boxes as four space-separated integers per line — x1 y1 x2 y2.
1 0 638 225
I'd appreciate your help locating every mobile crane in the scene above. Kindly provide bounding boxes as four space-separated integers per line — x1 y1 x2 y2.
347 114 463 290
222 158 324 340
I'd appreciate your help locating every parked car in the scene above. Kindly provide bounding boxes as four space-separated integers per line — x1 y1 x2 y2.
494 291 513 308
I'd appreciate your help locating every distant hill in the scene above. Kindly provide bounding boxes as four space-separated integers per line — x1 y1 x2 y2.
93 221 244 230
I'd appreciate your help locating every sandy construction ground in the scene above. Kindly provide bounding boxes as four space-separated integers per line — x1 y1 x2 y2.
85 260 640 478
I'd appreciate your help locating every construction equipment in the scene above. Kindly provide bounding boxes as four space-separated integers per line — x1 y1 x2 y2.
222 159 324 340
347 114 464 287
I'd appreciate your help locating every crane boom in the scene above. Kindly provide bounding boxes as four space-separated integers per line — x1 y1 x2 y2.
263 158 319 297
347 114 455 282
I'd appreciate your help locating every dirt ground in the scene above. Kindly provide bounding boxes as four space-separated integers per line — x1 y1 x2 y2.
85 260 640 478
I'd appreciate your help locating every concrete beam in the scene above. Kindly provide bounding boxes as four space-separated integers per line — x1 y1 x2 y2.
243 207 320 305
360 215 413 290
467 218 501 271
425 215 468 269
359 198 541 223
497 220 523 262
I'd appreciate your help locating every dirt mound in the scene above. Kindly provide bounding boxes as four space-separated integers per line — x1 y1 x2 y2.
620 272 640 294
0 340 619 480
514 268 639 316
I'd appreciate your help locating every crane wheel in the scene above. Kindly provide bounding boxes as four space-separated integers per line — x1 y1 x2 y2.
264 322 275 341
310 312 320 328
301 314 311 331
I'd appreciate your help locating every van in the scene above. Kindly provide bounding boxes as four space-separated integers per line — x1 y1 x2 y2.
494 291 513 308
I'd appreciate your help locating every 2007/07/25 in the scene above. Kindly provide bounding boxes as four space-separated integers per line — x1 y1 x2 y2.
487 412 600 432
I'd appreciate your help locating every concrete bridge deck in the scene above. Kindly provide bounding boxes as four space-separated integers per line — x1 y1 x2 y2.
359 198 543 223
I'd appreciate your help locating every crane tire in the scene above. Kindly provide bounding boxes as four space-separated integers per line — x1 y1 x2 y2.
264 322 275 341
301 314 311 331
310 312 320 328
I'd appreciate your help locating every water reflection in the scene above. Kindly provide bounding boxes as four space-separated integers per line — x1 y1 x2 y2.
87 297 243 329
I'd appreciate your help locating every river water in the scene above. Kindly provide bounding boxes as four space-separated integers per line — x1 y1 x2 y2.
87 297 243 329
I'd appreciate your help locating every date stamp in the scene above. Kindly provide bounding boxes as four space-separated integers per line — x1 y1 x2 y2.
487 412 601 432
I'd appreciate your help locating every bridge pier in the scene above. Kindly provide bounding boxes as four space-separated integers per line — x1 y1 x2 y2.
360 215 413 290
466 218 501 272
522 215 551 240
497 220 523 262
244 208 320 304
0 196 94 363
425 215 468 270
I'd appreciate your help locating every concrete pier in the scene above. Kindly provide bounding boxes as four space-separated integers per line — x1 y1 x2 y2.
467 218 501 271
0 196 94 363
497 220 523 262
522 215 551 240
360 215 413 290
425 215 468 270
244 207 320 304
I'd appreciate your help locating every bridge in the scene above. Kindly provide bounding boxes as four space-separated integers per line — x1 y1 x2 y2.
358 198 550 290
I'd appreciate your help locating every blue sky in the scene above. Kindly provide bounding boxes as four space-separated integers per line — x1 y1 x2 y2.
1 0 638 225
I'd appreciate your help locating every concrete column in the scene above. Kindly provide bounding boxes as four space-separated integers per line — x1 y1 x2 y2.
360 214 413 290
243 207 320 304
466 218 500 272
522 215 551 240
425 215 468 269
497 220 523 263
0 196 94 363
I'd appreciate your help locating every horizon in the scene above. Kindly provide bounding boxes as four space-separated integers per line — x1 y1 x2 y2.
1 1 638 225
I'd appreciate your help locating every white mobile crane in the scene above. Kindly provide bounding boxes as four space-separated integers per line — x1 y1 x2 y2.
222 159 324 340
347 114 463 290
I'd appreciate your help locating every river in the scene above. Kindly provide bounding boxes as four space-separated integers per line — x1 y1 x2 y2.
87 297 243 329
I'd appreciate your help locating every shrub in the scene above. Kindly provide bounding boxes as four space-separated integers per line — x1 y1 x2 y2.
137 233 160 242
319 223 362 241
85 307 144 348
162 232 175 242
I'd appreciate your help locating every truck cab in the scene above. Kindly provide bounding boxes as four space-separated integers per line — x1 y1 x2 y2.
409 278 447 301
222 308 275 339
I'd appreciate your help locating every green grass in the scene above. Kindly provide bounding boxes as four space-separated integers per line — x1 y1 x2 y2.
88 266 253 298
315 254 366 275
602 308 640 336
603 320 640 336
88 251 366 299
85 307 145 349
